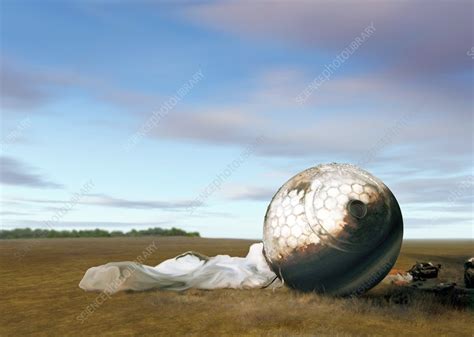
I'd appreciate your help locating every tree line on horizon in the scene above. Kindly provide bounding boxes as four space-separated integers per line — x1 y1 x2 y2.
0 227 200 239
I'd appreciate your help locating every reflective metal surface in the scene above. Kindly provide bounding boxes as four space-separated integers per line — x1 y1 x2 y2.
263 163 403 295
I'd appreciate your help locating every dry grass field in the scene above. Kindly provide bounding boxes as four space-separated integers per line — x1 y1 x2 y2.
0 237 472 337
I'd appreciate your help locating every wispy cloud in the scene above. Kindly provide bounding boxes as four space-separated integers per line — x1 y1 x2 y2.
184 2 472 77
0 58 162 113
147 98 471 161
391 175 473 205
130 61 471 162
0 62 49 110
149 108 265 146
83 193 198 210
0 156 62 189
0 211 33 216
222 184 274 201
7 193 199 211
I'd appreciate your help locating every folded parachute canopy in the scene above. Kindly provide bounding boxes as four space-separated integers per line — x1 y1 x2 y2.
79 243 281 293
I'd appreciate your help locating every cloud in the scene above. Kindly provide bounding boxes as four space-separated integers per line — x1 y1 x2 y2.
125 60 469 162
386 173 473 231
184 1 473 78
221 184 274 201
0 58 162 113
0 156 62 188
0 211 33 216
390 174 473 205
148 93 471 161
0 58 85 110
149 108 265 146
0 63 49 109
8 193 198 211
83 193 197 210
405 216 472 229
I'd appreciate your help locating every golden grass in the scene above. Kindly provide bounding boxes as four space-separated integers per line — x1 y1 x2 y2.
0 237 472 337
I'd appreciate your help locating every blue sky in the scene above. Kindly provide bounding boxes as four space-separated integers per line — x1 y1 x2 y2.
1 1 472 239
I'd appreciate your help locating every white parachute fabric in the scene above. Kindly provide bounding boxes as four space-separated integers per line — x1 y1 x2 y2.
79 243 281 293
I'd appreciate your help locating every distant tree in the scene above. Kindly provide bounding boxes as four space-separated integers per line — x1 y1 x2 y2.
0 227 200 239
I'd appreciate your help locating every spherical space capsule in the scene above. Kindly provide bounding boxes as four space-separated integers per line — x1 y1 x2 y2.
263 163 403 296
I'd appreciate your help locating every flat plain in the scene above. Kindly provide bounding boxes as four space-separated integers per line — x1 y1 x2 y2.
0 237 472 337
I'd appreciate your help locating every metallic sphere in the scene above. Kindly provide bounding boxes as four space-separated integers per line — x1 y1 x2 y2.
263 163 403 295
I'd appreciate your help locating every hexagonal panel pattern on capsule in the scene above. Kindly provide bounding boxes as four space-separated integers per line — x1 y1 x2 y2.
264 164 383 261
264 187 315 259
309 171 375 235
